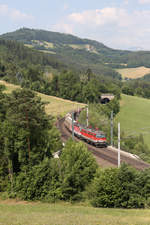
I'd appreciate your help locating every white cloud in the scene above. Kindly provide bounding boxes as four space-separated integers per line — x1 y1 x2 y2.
69 8 118 26
52 23 73 34
124 0 129 5
0 4 9 15
0 4 34 22
138 0 150 4
11 9 33 21
69 8 131 27
52 7 150 50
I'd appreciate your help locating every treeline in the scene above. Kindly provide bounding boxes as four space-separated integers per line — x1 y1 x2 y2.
0 86 150 208
122 77 150 99
41 70 121 103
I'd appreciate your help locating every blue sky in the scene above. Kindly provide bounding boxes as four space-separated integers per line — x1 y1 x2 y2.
0 0 150 50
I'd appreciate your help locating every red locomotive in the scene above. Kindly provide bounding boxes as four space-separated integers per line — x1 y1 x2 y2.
64 113 107 147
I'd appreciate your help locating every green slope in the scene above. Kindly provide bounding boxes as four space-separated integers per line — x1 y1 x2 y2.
116 94 150 147
2 28 150 70
0 80 85 117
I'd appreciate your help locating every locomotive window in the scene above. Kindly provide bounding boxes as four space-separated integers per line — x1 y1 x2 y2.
96 134 105 138
82 129 87 133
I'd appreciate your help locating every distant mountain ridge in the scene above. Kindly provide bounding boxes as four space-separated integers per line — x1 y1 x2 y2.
1 28 150 77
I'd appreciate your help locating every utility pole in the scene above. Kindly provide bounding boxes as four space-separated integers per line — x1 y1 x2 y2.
86 106 88 127
110 111 113 146
72 112 74 140
118 122 120 168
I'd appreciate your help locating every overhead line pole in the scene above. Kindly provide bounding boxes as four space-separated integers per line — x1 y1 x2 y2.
118 122 121 168
86 106 88 127
72 112 74 140
110 111 113 146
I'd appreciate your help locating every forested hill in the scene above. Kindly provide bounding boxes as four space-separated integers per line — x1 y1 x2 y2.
0 28 122 79
1 28 150 71
0 39 68 84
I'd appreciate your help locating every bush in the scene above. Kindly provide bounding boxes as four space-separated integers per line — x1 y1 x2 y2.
12 159 62 201
12 139 97 202
88 164 145 208
59 139 98 201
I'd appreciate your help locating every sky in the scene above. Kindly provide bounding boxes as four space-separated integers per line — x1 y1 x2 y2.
0 0 150 50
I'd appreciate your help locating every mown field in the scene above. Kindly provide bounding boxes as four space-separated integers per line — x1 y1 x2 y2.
0 200 150 225
116 94 150 148
0 80 85 117
116 66 150 79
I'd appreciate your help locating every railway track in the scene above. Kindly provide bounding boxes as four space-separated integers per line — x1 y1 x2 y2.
57 118 150 170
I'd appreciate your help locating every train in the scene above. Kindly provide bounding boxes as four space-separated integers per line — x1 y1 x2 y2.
64 112 107 147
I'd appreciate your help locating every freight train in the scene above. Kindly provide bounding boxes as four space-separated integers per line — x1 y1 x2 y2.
64 112 107 147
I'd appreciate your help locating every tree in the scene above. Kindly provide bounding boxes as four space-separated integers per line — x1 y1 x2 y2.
0 87 8 191
59 139 97 200
3 88 62 179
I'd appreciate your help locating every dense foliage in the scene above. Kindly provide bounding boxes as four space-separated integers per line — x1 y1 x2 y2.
0 88 62 191
122 77 150 99
0 39 67 84
88 164 150 208
11 140 98 201
46 70 121 103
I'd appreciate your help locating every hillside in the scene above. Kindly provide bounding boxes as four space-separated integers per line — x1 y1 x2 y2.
0 28 126 79
2 28 150 77
0 80 85 117
116 94 150 149
0 38 69 83
116 66 150 79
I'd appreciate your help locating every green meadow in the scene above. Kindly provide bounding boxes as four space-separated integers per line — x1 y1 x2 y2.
116 94 150 148
0 201 150 225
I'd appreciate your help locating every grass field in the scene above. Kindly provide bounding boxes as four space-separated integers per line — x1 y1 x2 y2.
116 94 150 148
116 66 150 79
0 80 85 117
0 200 150 225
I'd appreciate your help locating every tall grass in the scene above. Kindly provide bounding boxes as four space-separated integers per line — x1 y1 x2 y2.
0 201 150 225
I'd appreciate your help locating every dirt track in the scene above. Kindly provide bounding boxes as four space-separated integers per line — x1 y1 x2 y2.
57 118 150 170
